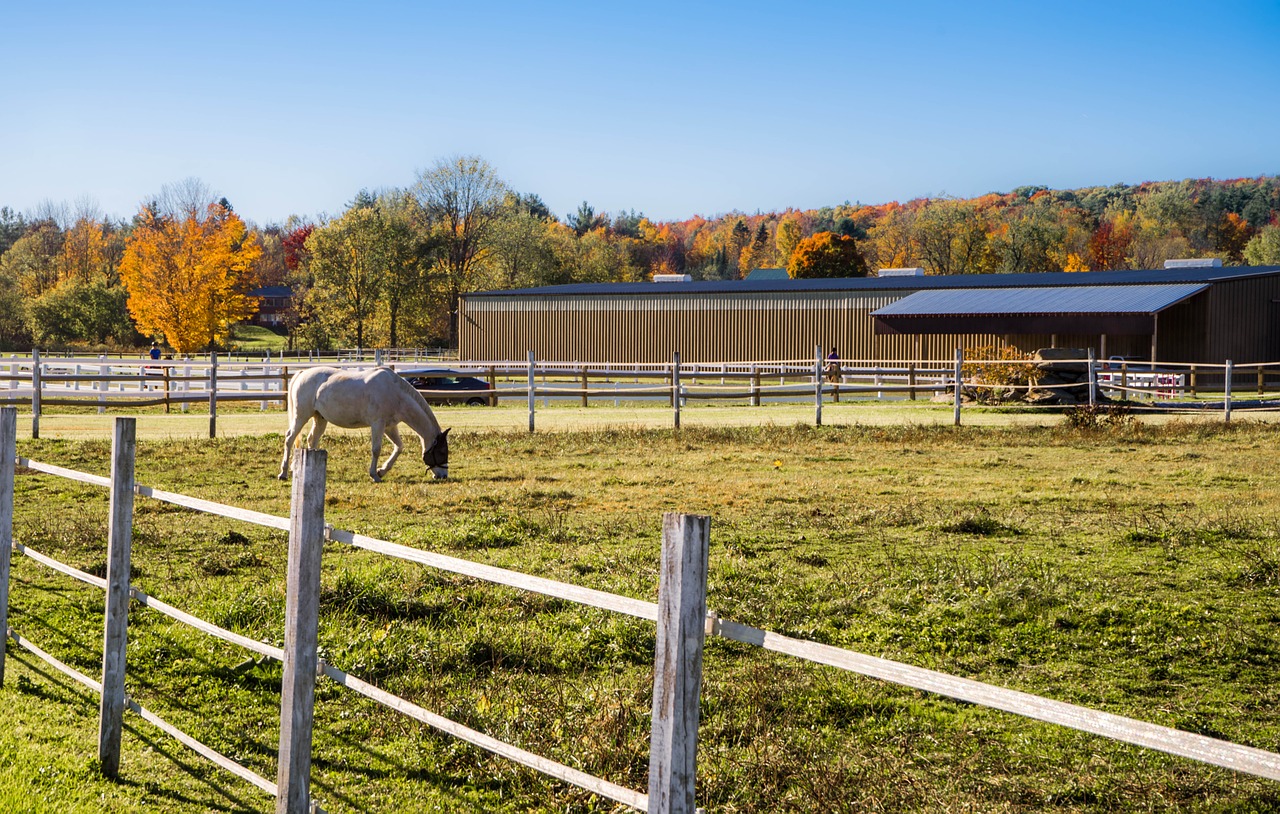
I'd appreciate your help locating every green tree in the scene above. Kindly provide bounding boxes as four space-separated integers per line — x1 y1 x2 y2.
913 199 991 275
489 192 561 288
413 155 507 345
787 232 868 278
1243 225 1280 266
305 207 386 349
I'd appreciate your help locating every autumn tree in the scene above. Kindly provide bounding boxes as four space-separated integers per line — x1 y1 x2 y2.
413 155 507 345
775 215 804 269
488 192 561 289
304 206 386 349
787 232 868 278
119 203 262 354
1244 226 1280 266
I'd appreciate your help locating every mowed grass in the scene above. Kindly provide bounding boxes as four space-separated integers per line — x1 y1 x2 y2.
3 418 1280 812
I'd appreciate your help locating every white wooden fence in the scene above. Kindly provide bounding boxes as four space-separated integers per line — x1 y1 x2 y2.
1 409 1278 811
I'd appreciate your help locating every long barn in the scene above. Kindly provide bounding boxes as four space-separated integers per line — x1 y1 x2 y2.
458 263 1280 364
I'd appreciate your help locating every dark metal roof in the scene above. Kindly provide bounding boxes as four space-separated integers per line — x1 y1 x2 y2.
250 285 293 297
871 284 1211 337
465 265 1280 299
870 284 1208 317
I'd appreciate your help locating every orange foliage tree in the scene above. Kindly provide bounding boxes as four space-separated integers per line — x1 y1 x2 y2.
787 232 868 278
119 203 262 353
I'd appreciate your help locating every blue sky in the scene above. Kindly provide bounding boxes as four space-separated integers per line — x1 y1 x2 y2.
2 1 1278 226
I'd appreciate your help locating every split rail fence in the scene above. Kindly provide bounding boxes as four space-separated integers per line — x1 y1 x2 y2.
5 349 1280 439
1 408 1278 811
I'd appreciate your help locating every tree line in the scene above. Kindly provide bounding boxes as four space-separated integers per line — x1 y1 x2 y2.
2 161 1278 353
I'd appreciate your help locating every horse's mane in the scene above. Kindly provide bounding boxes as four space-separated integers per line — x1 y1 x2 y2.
385 369 443 437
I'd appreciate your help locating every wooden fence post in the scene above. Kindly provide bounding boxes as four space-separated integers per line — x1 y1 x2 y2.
527 351 536 434
953 348 963 427
750 364 760 407
648 513 710 814
487 366 497 408
672 352 681 430
580 366 589 408
98 416 137 778
1190 365 1198 397
1224 359 1233 424
908 362 917 401
814 345 823 427
0 408 15 688
208 352 218 439
276 448 327 814
1258 365 1265 397
31 349 41 440
1087 348 1097 408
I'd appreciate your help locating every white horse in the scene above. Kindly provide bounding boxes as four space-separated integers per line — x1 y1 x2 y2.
278 366 450 482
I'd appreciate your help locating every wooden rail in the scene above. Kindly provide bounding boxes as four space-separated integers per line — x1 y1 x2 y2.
1 407 1278 814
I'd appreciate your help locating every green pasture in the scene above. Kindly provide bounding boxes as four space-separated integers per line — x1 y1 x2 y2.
1 412 1279 812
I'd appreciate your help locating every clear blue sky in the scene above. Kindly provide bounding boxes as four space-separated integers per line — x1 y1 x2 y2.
2 1 1278 226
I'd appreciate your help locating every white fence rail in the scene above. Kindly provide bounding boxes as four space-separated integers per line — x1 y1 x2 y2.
6 350 1280 440
1 408 1277 812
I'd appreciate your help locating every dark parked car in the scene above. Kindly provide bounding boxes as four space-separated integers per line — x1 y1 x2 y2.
400 370 491 406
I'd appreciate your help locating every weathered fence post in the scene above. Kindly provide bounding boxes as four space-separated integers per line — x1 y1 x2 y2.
31 349 41 440
208 352 218 439
908 362 917 401
0 408 15 688
581 366 589 408
814 345 823 427
527 351 536 434
648 512 710 814
672 352 682 430
1190 365 1198 397
953 348 963 427
1224 359 1233 423
98 416 137 778
277 448 327 814
750 364 760 407
1087 348 1097 408
487 366 497 408
1258 365 1265 397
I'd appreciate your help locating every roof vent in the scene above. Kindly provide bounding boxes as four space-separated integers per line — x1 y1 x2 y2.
1163 258 1222 269
878 267 925 277
652 273 692 282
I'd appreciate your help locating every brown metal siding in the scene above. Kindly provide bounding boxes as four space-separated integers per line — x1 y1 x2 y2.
460 291 1017 363
458 276 1280 364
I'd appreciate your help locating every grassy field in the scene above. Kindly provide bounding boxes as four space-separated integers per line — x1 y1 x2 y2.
2 410 1279 812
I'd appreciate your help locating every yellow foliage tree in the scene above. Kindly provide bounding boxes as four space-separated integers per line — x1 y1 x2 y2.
119 204 262 353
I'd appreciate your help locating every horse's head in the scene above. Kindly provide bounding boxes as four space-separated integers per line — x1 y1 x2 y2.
424 427 450 479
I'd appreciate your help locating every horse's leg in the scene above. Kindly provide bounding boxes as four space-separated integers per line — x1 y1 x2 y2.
278 412 311 480
367 420 386 482
306 416 328 448
377 424 404 480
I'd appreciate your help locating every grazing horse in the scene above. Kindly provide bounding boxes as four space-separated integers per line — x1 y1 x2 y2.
278 366 450 482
